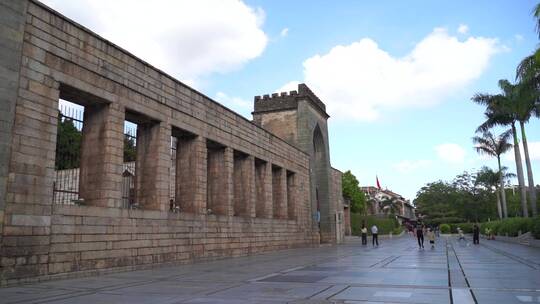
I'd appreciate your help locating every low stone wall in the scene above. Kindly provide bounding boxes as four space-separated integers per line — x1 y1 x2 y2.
1 205 317 286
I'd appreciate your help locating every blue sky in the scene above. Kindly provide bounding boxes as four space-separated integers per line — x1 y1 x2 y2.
44 0 540 200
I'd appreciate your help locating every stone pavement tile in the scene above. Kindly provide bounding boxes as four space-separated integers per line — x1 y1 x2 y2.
106 280 235 297
206 282 332 302
451 288 475 304
38 276 146 291
319 275 384 285
260 274 329 283
39 292 185 304
473 289 540 304
0 286 84 304
330 286 450 304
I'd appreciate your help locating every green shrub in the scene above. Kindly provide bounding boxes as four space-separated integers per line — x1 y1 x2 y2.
350 214 400 235
497 217 532 237
392 227 403 235
532 217 540 239
440 224 450 234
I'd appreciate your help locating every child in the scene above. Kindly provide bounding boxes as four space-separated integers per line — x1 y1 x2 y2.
427 228 435 249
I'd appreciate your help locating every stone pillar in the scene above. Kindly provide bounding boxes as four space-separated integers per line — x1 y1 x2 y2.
135 121 170 211
287 171 296 220
233 153 255 217
79 103 124 207
223 147 234 217
272 166 288 219
255 159 272 218
207 145 232 216
176 135 206 214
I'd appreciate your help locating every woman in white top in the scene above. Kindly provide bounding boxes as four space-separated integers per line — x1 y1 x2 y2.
371 225 379 246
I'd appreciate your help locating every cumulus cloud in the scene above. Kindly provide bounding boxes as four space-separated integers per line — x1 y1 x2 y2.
394 160 432 173
41 0 268 84
435 143 466 164
280 28 289 37
215 92 251 118
281 27 500 121
504 141 540 162
458 24 469 34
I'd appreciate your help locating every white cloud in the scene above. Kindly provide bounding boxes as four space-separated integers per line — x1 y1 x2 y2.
41 0 268 84
504 141 540 162
458 24 469 34
215 92 251 118
280 28 289 37
435 143 466 164
281 27 500 121
394 160 432 173
515 34 524 42
275 81 300 94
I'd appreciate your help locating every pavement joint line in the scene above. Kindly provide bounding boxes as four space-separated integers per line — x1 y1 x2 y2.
324 285 351 301
381 256 400 268
449 238 478 304
306 284 335 299
368 255 395 268
446 238 454 304
479 242 538 270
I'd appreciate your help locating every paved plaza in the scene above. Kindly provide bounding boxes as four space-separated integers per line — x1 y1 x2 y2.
1 235 539 304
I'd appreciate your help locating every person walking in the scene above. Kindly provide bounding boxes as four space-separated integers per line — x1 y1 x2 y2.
416 222 424 249
427 227 435 249
473 224 480 245
361 225 368 245
371 224 379 247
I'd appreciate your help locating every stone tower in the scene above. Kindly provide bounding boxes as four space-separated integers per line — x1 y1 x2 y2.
253 84 337 243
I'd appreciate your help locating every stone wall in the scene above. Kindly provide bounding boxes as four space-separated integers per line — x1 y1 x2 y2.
0 0 317 285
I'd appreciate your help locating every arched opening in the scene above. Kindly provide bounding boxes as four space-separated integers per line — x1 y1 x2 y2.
311 124 330 242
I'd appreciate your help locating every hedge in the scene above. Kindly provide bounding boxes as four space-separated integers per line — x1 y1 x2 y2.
443 217 540 239
440 224 450 234
350 214 401 235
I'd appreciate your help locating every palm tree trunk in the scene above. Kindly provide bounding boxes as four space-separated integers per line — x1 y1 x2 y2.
496 189 502 220
520 120 537 217
512 122 528 217
497 156 508 218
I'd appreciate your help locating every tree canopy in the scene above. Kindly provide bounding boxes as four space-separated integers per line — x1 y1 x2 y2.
342 170 366 213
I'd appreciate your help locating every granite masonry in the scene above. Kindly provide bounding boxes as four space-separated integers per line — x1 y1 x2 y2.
0 0 345 285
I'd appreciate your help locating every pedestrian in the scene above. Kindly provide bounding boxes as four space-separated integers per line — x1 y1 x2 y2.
457 227 465 241
473 224 480 245
427 227 435 249
416 222 424 249
371 224 379 247
361 225 368 245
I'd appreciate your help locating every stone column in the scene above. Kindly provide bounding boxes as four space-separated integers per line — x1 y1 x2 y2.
233 154 255 217
223 147 234 217
135 121 170 211
287 172 296 220
79 103 124 207
272 166 288 219
176 135 206 214
207 145 232 216
255 159 271 218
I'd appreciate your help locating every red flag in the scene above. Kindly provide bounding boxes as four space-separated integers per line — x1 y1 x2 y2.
376 175 381 190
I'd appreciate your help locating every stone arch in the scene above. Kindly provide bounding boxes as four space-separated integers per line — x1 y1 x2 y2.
311 124 331 242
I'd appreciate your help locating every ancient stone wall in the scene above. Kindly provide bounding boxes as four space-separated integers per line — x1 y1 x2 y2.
0 0 316 285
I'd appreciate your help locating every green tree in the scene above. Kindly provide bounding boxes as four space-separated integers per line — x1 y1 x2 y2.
472 130 513 218
124 135 136 162
379 196 399 215
342 170 366 214
55 113 82 170
472 79 530 217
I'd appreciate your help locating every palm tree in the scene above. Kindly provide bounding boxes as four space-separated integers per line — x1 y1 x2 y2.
473 80 530 217
379 197 399 215
472 130 513 218
476 166 516 219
